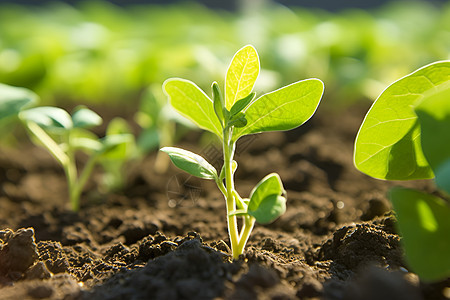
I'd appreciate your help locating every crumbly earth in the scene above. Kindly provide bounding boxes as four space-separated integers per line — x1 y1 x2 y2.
0 103 448 300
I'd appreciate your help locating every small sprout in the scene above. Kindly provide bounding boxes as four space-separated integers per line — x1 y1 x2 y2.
161 45 324 259
0 84 131 211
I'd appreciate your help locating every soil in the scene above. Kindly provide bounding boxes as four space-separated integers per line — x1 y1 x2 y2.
0 102 448 300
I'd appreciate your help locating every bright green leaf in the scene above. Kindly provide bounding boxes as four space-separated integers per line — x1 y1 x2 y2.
72 106 102 129
19 106 73 130
163 78 222 138
248 173 286 224
415 83 450 193
229 92 255 117
233 79 324 140
354 61 450 180
390 188 450 281
225 45 259 110
161 146 217 180
0 83 38 121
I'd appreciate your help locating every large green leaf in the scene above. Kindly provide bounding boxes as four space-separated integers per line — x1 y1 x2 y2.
232 79 323 140
0 83 38 120
248 173 286 224
225 45 259 110
390 188 450 281
160 147 217 180
163 78 222 138
415 83 450 193
354 61 450 180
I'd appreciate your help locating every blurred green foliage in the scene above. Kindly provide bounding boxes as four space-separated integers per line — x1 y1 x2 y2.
0 0 449 108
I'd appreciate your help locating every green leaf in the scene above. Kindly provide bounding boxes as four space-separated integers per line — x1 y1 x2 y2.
160 146 217 180
69 128 102 152
99 134 135 158
389 188 450 281
248 173 286 224
19 106 73 130
212 81 225 126
354 61 450 180
229 92 255 117
228 112 247 128
415 83 450 193
225 45 259 110
232 79 324 140
72 106 102 129
0 83 38 121
163 78 222 138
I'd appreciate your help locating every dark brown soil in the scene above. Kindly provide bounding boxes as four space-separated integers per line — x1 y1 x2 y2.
0 103 448 300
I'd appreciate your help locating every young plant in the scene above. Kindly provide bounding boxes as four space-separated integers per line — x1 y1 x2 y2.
0 83 133 211
354 61 450 281
161 45 324 259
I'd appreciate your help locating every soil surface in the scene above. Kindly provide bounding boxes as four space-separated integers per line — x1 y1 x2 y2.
0 102 448 300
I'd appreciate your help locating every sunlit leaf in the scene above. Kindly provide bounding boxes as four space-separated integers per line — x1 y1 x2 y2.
225 45 259 110
163 78 222 138
161 146 217 180
233 79 323 140
354 61 450 180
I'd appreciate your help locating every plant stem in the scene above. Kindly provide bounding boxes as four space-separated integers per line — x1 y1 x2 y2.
223 127 240 259
236 216 255 254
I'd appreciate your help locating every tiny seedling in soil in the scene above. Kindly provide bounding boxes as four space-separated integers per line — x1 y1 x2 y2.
161 45 324 259
354 60 450 281
0 83 133 211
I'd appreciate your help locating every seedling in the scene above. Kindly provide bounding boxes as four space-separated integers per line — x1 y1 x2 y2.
354 61 450 281
161 45 324 259
0 83 133 211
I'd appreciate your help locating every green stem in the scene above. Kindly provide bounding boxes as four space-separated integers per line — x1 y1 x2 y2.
236 216 255 254
25 122 68 166
223 127 240 259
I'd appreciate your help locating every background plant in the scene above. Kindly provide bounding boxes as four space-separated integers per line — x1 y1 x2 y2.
354 61 450 281
161 45 324 259
0 83 133 211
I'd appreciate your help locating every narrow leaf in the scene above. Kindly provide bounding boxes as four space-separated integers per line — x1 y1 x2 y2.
212 81 225 126
161 147 217 180
163 78 222 138
229 92 255 117
390 188 450 281
233 79 323 140
354 61 450 180
0 83 38 120
225 45 259 110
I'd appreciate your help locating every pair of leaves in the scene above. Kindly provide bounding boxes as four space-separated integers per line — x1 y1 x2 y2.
390 188 450 281
354 60 450 180
163 45 324 141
